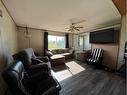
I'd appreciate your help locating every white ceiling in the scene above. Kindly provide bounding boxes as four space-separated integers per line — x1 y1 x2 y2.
2 0 121 33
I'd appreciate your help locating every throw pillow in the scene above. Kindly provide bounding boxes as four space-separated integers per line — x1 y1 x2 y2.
46 51 53 57
69 49 74 54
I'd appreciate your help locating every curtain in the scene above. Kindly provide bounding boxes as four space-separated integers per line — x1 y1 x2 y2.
44 32 48 55
66 34 69 48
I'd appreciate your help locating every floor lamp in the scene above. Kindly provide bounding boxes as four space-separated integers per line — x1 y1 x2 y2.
25 26 32 48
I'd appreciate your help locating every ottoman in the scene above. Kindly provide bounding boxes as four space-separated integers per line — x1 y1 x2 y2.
50 55 65 66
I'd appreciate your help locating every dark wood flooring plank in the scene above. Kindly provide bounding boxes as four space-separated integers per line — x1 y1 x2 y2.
53 61 126 95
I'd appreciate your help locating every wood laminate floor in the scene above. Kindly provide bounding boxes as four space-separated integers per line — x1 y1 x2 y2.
52 60 126 95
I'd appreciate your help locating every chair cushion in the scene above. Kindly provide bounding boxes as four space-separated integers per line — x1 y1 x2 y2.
87 58 97 63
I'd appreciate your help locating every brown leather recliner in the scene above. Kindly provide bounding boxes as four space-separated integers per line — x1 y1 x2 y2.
2 61 61 95
13 48 51 75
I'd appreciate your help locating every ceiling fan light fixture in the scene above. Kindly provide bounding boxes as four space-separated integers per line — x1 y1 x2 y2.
65 19 85 32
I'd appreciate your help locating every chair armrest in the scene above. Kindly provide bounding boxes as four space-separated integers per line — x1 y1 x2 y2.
36 56 49 62
42 77 61 95
28 64 49 74
52 76 61 91
31 57 43 64
42 86 59 95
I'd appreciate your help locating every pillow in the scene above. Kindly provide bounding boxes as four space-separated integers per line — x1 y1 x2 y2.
69 49 74 54
57 49 62 54
50 50 56 54
63 49 69 53
46 51 53 57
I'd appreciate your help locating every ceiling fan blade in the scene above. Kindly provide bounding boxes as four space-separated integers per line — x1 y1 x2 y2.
71 29 74 32
66 19 85 32
68 29 72 31
65 27 70 29
76 28 80 31
73 20 86 24
74 27 80 31
68 28 73 32
75 26 84 28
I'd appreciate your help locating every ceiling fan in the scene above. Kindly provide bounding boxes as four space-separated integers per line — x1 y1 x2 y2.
66 20 85 32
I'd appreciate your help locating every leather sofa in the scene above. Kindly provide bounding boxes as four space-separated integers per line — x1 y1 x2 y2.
2 61 61 95
46 48 74 59
13 48 51 74
46 48 74 66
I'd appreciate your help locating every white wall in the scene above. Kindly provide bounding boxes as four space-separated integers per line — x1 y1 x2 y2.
0 0 18 94
117 14 126 69
17 27 73 55
17 27 44 55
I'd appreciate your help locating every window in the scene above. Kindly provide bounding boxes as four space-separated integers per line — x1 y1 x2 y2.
79 36 84 46
79 36 84 50
48 35 65 49
78 33 91 50
83 34 91 50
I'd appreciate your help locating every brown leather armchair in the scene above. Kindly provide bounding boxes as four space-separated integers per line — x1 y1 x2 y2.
13 48 51 75
2 61 61 95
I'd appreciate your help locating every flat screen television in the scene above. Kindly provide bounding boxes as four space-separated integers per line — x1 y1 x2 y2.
90 28 119 43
